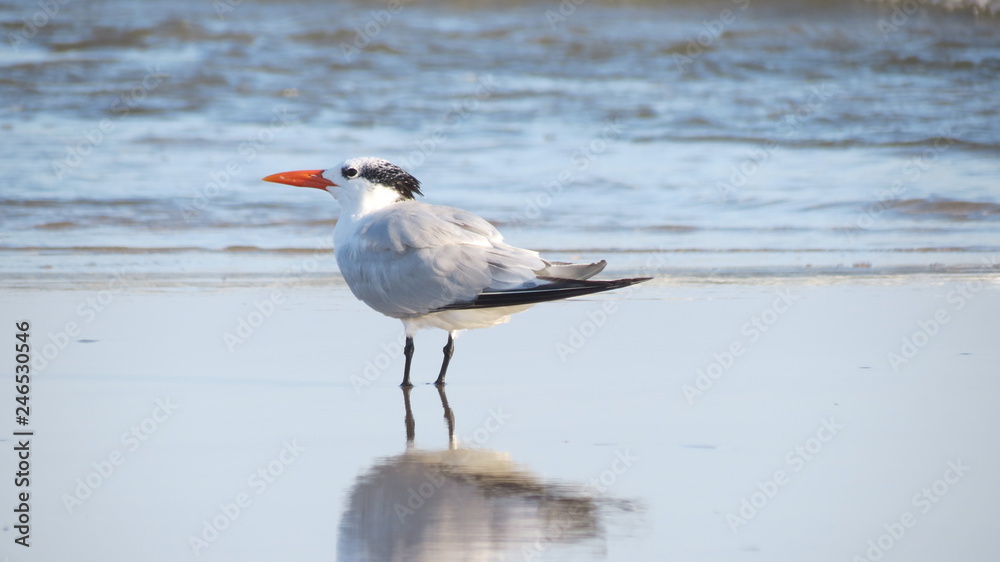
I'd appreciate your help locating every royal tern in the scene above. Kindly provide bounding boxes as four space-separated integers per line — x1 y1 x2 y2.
264 157 649 386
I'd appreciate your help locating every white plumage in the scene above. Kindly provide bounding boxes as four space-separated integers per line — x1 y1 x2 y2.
264 157 649 386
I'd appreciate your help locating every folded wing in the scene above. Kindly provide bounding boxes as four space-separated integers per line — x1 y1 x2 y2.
336 201 649 319
433 276 651 311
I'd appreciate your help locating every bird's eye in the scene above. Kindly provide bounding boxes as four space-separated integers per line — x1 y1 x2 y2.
343 167 359 179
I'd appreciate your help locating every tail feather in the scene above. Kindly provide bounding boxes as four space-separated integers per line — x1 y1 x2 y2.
536 259 607 280
435 276 651 311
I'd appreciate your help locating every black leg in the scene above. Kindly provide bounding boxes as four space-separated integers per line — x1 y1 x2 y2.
401 336 414 388
433 332 455 386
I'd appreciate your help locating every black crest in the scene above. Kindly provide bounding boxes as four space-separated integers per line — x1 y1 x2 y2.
343 158 423 200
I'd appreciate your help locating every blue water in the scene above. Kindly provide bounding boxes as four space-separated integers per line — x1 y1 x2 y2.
2 0 999 278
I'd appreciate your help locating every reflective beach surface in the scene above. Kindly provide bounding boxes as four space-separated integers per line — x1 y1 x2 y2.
3 280 999 561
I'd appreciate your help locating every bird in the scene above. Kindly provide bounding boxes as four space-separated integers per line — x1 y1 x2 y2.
263 157 650 387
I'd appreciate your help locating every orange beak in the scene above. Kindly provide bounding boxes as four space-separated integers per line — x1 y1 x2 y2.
262 169 337 190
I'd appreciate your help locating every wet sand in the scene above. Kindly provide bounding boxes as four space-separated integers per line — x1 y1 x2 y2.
1 273 998 561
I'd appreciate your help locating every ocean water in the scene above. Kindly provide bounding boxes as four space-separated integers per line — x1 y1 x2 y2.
2 0 1000 278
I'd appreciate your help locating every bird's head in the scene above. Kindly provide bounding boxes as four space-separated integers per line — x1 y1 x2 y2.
263 157 423 210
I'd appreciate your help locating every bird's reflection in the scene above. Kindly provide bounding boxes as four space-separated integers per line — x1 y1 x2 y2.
337 386 622 561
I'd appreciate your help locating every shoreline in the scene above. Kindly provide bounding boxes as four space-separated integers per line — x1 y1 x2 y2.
2 265 997 292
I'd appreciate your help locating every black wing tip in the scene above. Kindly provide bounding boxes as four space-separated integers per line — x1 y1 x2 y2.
436 275 654 311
